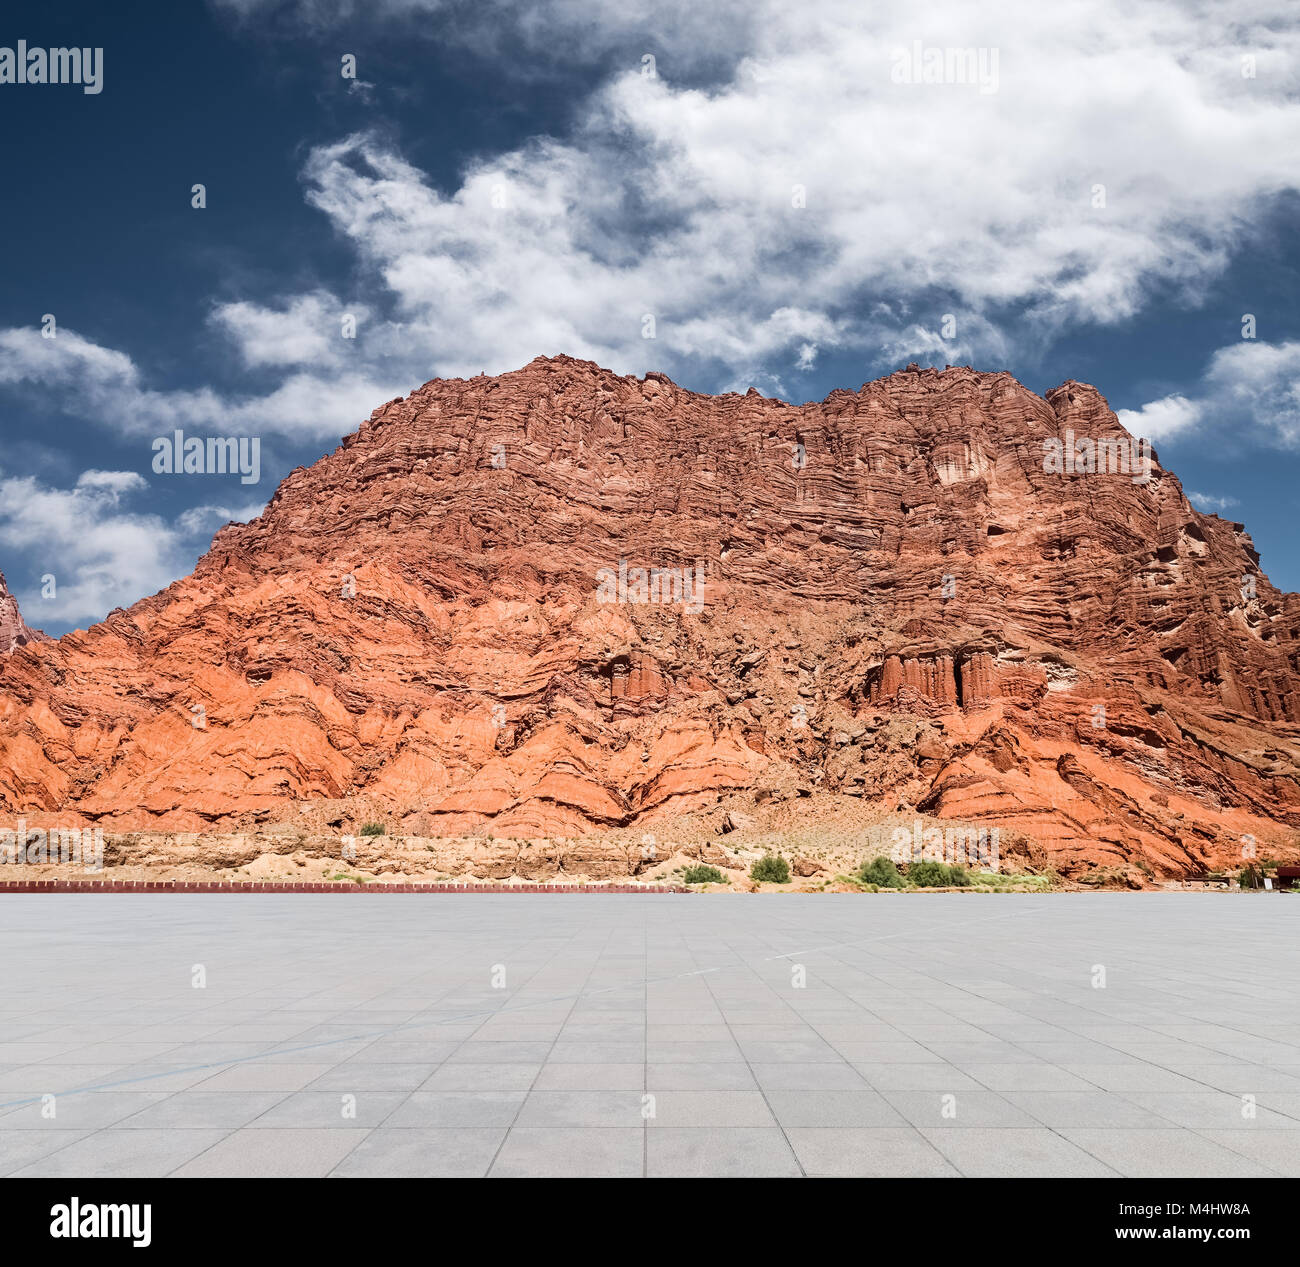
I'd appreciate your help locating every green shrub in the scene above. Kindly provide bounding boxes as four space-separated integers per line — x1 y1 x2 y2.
906 859 944 887
750 854 791 884
908 859 970 887
359 821 386 837
858 856 905 888
682 864 725 884
326 871 368 885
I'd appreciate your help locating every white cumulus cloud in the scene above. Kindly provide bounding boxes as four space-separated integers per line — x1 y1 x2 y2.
0 470 266 627
4 0 1299 437
1120 341 1300 449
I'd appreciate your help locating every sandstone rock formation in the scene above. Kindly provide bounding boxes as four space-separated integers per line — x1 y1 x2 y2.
0 571 44 655
1 356 1298 884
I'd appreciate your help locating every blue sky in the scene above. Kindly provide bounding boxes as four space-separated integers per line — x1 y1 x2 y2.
2 0 1299 636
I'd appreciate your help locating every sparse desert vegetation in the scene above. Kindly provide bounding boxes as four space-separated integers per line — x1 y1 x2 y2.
681 864 727 885
857 856 906 888
838 859 1054 893
6 796 1278 893
750 854 791 884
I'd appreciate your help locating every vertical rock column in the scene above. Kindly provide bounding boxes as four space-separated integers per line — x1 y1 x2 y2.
959 652 998 708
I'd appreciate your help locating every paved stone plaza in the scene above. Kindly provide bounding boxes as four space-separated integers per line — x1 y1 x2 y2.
1 893 1297 1177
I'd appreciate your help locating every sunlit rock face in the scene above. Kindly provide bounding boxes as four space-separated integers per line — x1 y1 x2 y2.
1 356 1297 883
0 571 43 656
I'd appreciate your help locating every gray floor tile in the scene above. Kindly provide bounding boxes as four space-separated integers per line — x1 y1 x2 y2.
308 1063 439 1091
1059 1064 1206 1093
646 1090 776 1128
385 1091 525 1128
921 1128 1120 1177
853 1063 982 1091
788 1127 959 1177
15 1128 229 1178
515 1090 646 1128
422 1063 542 1091
191 1063 335 1092
490 1128 644 1177
331 1128 505 1177
2 1091 169 1129
1118 1091 1300 1129
0 1128 95 1175
246 1090 408 1127
1056 1128 1271 1177
171 1128 367 1177
963 1064 1093 1091
646 1063 758 1090
765 1090 908 1128
1005 1091 1175 1127
116 1091 290 1130
647 1128 801 1177
1196 1129 1300 1177
880 1089 1040 1128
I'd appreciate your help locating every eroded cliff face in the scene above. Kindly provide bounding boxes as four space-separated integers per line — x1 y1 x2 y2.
0 571 44 656
1 356 1297 883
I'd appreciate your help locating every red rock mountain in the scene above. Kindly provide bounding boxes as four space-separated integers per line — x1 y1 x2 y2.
0 571 44 655
2 356 1298 881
